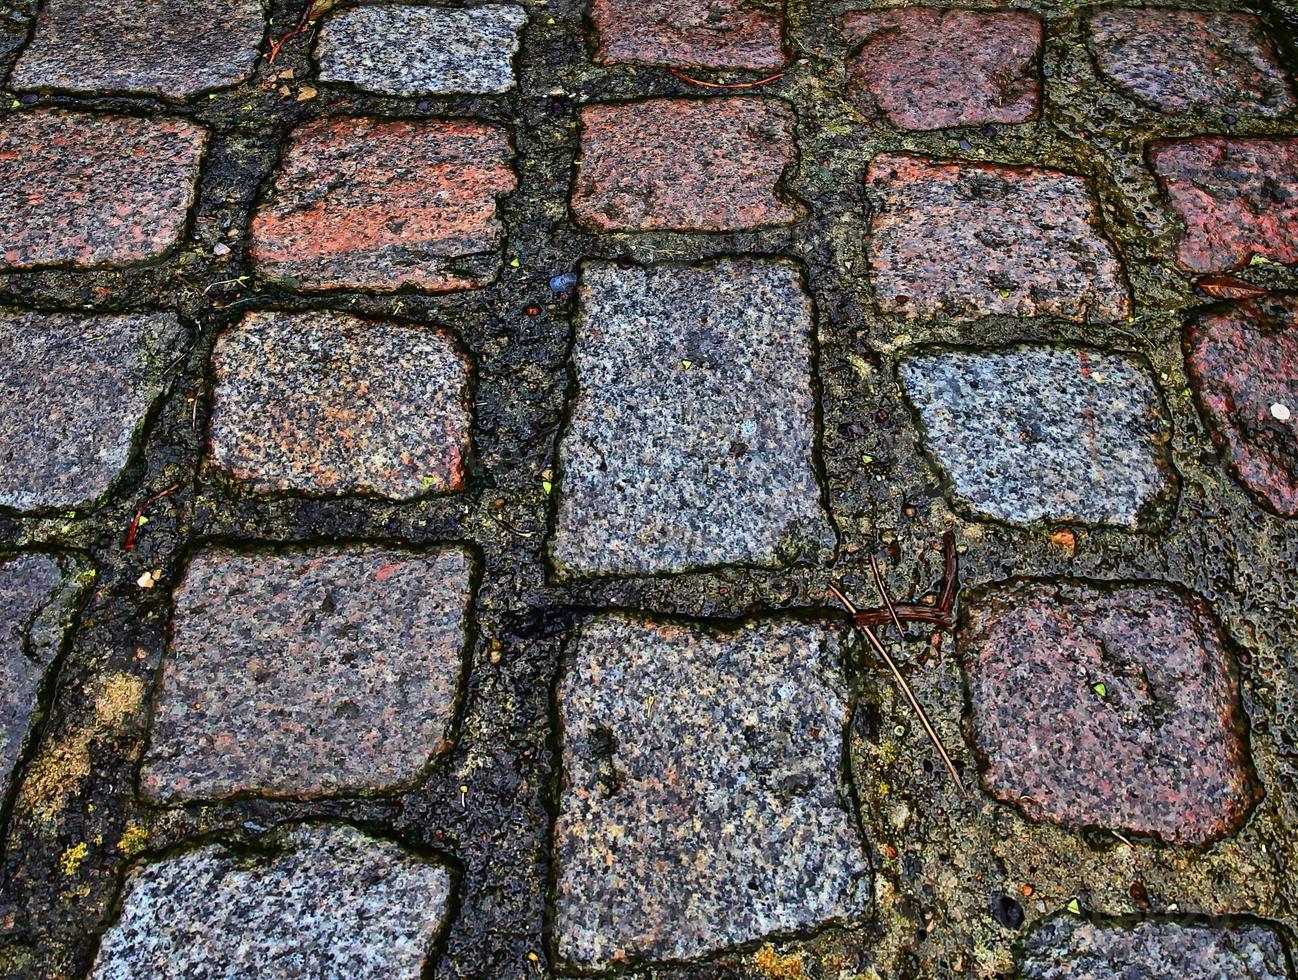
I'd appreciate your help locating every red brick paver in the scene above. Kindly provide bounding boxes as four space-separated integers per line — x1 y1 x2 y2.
590 0 785 71
1185 296 1298 517
0 111 206 269
961 580 1260 846
867 153 1130 322
842 9 1042 131
1087 9 1294 117
571 98 803 232
1149 137 1298 274
251 117 516 292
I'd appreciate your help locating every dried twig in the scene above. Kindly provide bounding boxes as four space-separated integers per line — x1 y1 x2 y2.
851 531 958 628
829 582 965 793
267 1 327 63
668 68 785 89
123 484 181 551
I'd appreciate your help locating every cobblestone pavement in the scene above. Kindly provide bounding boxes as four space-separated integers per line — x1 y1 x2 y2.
0 0 1297 977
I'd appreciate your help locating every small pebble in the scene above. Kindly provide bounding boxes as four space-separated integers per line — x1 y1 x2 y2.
1270 402 1291 421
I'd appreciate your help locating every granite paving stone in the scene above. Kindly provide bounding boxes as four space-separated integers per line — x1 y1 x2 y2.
549 259 833 577
251 116 516 292
961 579 1261 846
91 824 454 979
0 555 68 800
1019 916 1293 979
553 615 869 968
590 0 786 71
0 311 182 513
315 4 527 96
571 98 803 232
140 547 472 802
207 310 471 499
1149 137 1298 274
9 0 265 99
0 111 206 269
1087 9 1294 117
898 346 1178 528
1186 295 1298 517
867 154 1130 322
842 9 1042 131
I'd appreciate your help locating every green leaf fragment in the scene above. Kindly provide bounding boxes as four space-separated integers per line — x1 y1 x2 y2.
1066 899 1081 915
542 480 553 494
1092 682 1107 698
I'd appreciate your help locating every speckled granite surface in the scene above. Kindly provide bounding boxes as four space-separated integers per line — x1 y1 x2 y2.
1087 9 1294 117
1019 916 1293 979
0 311 182 513
553 614 869 968
91 823 454 979
898 345 1178 528
1185 296 1298 517
141 547 473 802
9 0 265 98
867 154 1130 322
208 310 472 499
960 580 1261 846
0 555 66 797
316 4 526 96
549 259 834 577
0 112 206 269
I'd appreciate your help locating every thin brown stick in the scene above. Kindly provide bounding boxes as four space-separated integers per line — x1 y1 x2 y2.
829 583 965 793
123 484 181 551
668 68 785 89
850 532 958 629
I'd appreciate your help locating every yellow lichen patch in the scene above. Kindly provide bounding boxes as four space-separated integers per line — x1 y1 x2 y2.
20 672 147 826
753 944 803 979
59 841 88 876
117 824 149 857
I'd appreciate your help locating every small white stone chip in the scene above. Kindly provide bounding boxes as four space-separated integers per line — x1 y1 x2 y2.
1270 402 1292 421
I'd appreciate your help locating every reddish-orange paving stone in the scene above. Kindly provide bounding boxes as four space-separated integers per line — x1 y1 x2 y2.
962 579 1261 846
842 8 1042 131
0 111 206 269
571 98 802 232
1087 9 1294 117
590 0 785 71
867 153 1130 322
1185 295 1298 517
251 117 516 292
207 310 472 500
1149 137 1298 274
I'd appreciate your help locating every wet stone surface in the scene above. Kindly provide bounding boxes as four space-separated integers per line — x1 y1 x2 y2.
571 98 803 232
842 8 1042 131
1149 137 1298 274
590 0 786 71
208 310 471 499
1185 296 1298 517
898 346 1177 529
315 4 527 96
0 311 182 513
251 117 516 292
0 111 206 269
141 547 472 802
1019 916 1293 979
553 615 869 969
91 824 454 979
0 555 67 798
549 259 833 577
867 154 1130 322
961 580 1261 846
9 0 265 99
1087 9 1294 117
